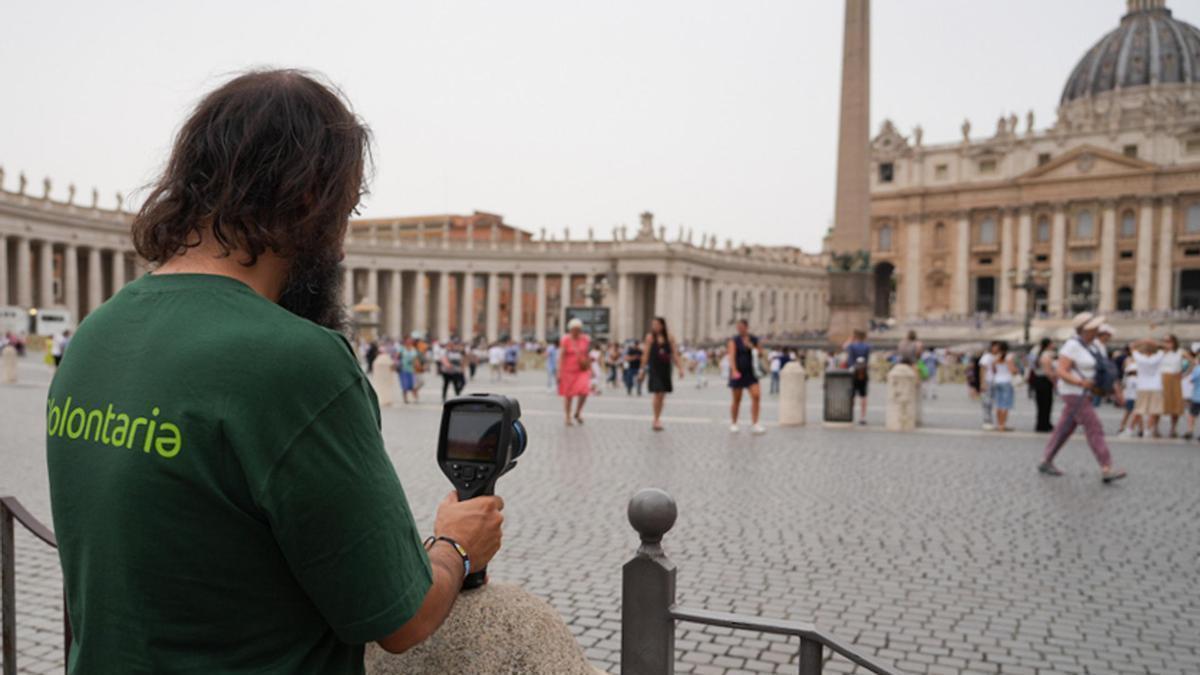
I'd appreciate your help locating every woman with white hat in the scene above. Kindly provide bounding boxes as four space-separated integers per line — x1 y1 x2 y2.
1039 313 1126 483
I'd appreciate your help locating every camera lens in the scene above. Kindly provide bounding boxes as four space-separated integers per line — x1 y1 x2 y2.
510 420 527 460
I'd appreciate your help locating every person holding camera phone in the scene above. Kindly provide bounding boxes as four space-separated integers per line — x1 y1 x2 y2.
45 70 505 673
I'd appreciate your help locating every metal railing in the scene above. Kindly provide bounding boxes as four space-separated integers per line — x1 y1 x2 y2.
1 496 68 675
621 489 897 675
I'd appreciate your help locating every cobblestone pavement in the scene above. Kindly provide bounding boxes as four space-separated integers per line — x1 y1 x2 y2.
3 358 1199 674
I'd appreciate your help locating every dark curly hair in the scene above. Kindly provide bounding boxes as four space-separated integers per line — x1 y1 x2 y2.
132 69 371 266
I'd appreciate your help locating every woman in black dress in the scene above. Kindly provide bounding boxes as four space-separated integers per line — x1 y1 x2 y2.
727 319 766 434
640 317 685 431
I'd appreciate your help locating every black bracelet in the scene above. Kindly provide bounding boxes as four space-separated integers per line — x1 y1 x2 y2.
423 535 471 577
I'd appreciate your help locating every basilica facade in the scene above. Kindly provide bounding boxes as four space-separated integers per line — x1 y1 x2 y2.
868 0 1200 321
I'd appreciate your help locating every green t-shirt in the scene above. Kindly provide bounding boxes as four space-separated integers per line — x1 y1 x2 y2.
46 273 432 674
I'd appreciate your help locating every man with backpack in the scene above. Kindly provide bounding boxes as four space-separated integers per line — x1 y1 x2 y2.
1038 313 1126 483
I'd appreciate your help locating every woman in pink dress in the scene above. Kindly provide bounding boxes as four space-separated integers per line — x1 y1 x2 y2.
558 318 592 426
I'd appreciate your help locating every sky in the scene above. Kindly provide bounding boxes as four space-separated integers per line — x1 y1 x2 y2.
0 0 1175 252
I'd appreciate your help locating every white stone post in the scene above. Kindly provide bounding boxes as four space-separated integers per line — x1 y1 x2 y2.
511 273 523 340
16 237 32 308
486 271 500 342
1 344 17 383
1156 197 1175 310
535 273 547 342
1098 201 1116 312
63 245 78 321
1050 206 1067 315
87 247 103 314
778 361 807 426
1135 198 1155 311
38 240 54 307
885 363 919 431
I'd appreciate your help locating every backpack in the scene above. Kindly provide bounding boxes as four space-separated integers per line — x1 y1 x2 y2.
1072 337 1116 396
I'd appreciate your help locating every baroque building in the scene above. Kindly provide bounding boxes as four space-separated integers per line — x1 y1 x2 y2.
869 0 1200 321
0 180 828 342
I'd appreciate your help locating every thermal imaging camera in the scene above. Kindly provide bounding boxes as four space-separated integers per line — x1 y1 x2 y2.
437 393 527 588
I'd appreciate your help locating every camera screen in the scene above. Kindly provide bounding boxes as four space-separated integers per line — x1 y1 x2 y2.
446 409 503 462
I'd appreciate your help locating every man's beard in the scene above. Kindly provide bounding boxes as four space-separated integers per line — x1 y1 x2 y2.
277 254 348 333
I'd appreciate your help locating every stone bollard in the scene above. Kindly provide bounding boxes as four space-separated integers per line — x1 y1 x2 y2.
364 582 603 675
2 345 17 384
886 363 920 431
778 361 807 426
370 352 397 406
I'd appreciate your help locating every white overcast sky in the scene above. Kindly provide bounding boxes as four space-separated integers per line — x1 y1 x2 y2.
0 0 1179 251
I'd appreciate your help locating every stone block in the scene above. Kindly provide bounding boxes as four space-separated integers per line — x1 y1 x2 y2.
777 362 806 426
886 363 920 431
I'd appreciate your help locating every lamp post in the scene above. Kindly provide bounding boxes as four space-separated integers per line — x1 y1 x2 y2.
1008 261 1052 346
729 296 754 325
578 276 610 307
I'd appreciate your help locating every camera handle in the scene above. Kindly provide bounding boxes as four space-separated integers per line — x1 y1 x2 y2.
458 480 495 590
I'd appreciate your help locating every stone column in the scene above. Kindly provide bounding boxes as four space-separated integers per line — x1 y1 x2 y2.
904 219 922 318
413 271 429 337
1098 201 1117 312
110 250 126 298
1134 198 1155 311
63 245 78 320
0 235 7 306
951 213 970 315
1049 206 1067 315
1156 197 1175 310
1014 207 1032 313
342 267 355 308
616 273 632 342
511 273 523 341
384 270 401 338
670 275 686 337
87 248 103 314
436 271 451 341
16 237 32 308
461 272 476 341
486 271 500 342
998 209 1014 315
38 240 55 307
365 268 379 307
391 269 404 338
534 273 547 342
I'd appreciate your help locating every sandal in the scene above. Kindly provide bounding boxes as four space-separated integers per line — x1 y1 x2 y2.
1101 468 1128 484
574 415 584 425
1037 462 1063 476
652 423 664 432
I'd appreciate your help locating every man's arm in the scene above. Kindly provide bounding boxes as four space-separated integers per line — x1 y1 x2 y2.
375 543 464 653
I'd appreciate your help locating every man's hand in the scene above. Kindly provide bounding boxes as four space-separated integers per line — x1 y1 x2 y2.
434 491 504 569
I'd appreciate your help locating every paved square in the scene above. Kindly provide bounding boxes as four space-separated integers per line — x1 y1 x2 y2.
3 359 1199 674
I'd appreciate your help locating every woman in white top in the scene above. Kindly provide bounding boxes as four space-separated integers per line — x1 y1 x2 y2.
1039 314 1126 483
1132 339 1166 438
990 341 1018 432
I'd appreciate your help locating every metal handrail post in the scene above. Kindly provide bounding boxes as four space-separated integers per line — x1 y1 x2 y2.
798 637 823 675
621 489 678 675
2 502 17 675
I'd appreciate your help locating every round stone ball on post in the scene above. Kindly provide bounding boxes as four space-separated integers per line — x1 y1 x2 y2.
628 488 676 556
886 363 920 431
778 361 807 426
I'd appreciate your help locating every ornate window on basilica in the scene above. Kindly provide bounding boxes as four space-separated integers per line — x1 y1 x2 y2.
1075 211 1095 239
1117 287 1134 312
1187 203 1200 234
1036 216 1051 242
1120 211 1136 238
878 162 894 183
878 224 893 251
978 159 997 175
978 217 997 245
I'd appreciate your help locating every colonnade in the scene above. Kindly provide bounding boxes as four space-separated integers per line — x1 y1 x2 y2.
1 233 133 322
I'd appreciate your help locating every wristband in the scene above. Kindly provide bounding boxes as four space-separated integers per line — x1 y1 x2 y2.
423 535 471 577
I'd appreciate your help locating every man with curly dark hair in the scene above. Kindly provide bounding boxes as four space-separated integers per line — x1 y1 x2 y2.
45 69 504 673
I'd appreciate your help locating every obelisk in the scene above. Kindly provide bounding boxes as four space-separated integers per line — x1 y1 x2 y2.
825 0 874 346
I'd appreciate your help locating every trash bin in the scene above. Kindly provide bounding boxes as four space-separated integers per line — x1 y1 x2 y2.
823 369 854 423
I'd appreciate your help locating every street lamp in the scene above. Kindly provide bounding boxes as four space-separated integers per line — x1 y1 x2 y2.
580 276 610 307
1008 260 1052 346
1067 278 1099 317
728 296 754 325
